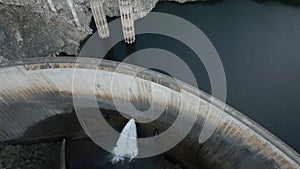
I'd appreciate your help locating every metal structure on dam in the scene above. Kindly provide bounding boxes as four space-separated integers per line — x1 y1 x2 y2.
0 57 299 168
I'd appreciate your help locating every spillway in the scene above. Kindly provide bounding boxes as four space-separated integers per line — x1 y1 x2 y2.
0 57 299 168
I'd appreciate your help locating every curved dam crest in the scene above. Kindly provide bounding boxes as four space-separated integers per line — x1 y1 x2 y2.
0 57 299 168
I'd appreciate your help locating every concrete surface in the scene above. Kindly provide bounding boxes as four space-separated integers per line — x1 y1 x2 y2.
0 57 299 168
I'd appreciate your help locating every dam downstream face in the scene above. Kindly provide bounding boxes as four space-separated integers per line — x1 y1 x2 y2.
23 111 209 169
0 58 299 169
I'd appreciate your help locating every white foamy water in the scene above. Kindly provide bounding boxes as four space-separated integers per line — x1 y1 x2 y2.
112 118 138 163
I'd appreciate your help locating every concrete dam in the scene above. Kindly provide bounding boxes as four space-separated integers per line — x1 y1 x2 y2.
1 0 300 168
0 57 299 168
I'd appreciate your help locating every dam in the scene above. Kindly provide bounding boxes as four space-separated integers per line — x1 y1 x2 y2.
0 57 299 168
0 0 300 168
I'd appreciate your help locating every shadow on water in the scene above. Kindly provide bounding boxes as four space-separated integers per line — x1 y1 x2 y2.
21 110 209 169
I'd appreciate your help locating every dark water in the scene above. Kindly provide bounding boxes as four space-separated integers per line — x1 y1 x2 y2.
154 0 300 153
69 138 186 169
96 0 300 153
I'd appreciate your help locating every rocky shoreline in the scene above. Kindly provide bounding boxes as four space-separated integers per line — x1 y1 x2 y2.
0 142 61 169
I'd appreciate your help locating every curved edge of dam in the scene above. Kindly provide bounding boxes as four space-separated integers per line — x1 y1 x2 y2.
0 57 299 168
